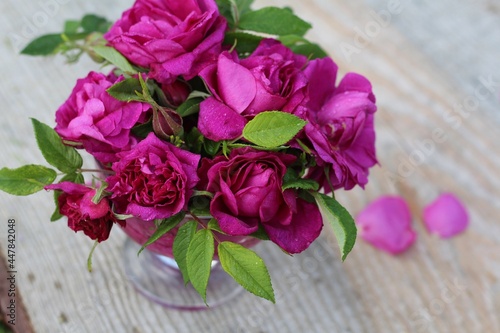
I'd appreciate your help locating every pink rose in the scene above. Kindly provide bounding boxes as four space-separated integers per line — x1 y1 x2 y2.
356 196 417 255
55 71 150 163
45 182 121 242
301 58 377 191
106 133 201 221
104 0 227 84
199 148 323 253
198 39 309 141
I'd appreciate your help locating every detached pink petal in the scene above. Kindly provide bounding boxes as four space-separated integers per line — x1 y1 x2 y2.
356 196 416 255
423 193 469 238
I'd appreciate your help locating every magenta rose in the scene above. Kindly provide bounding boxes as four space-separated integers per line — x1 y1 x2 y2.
301 57 378 191
198 148 323 253
54 71 150 163
45 182 121 242
198 39 309 141
106 133 201 221
104 0 227 84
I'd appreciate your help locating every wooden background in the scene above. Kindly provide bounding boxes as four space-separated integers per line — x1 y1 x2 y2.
1 0 499 332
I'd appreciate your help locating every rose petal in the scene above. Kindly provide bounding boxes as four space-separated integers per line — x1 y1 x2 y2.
356 196 417 255
198 97 247 141
423 193 469 238
216 53 256 114
263 199 323 254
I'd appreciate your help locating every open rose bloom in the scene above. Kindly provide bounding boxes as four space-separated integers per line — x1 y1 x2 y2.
5 0 380 303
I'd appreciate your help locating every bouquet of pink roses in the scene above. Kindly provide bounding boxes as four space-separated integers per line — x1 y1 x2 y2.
0 0 377 304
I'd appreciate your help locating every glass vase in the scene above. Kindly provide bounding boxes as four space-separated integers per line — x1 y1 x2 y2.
120 215 260 310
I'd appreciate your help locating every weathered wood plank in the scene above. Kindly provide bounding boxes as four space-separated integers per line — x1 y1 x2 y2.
0 0 498 332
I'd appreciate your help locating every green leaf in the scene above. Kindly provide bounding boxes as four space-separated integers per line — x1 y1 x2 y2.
207 218 228 235
81 14 109 33
185 127 204 154
92 46 136 74
31 119 83 173
217 0 254 28
216 0 236 27
218 242 275 302
279 35 328 59
131 119 153 139
176 97 203 117
64 20 81 34
224 31 263 55
187 229 215 303
21 34 64 56
0 165 56 196
173 220 198 284
291 42 328 59
243 111 306 148
313 193 357 261
50 172 84 222
234 0 254 16
282 178 319 191
107 78 144 102
138 212 186 255
204 139 221 156
239 7 311 37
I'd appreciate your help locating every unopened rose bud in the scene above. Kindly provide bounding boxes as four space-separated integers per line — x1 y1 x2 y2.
153 107 183 139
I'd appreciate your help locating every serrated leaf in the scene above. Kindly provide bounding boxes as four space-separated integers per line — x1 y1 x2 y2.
313 193 357 261
218 242 275 302
239 7 311 37
0 165 56 196
93 46 136 74
176 97 203 117
138 212 186 255
31 118 83 173
173 220 198 284
243 111 306 148
107 78 144 102
51 172 84 222
282 178 319 191
187 229 215 303
21 34 64 56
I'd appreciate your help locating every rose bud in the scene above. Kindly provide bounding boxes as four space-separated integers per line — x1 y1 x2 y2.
152 107 183 139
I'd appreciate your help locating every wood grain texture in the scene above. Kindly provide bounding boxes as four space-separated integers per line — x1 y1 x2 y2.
0 0 499 332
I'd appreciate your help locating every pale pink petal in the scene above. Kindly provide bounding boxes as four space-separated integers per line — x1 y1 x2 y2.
423 193 469 238
356 196 416 255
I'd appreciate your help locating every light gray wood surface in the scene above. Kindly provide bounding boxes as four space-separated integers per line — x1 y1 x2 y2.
1 0 499 332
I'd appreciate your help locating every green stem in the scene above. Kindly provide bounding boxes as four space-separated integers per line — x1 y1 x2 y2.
87 241 99 272
78 168 114 175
